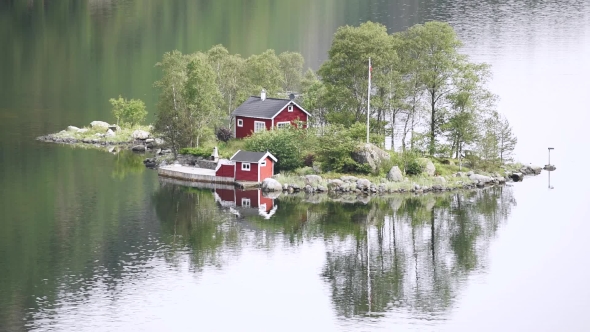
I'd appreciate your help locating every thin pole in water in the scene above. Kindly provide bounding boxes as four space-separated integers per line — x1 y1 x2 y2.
367 58 371 144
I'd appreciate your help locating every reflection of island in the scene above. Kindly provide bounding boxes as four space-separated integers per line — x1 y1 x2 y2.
152 182 517 321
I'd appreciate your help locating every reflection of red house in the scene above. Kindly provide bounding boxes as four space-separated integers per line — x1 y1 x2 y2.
214 188 277 219
231 90 311 139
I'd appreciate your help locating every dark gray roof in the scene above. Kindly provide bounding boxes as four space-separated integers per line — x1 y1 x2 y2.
231 96 290 119
230 150 278 163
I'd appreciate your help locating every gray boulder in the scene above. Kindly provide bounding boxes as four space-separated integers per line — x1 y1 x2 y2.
386 166 403 182
77 128 89 134
418 158 436 176
105 129 115 137
67 126 80 132
434 176 447 184
469 174 493 183
351 143 391 172
356 178 372 190
132 130 150 140
132 145 146 152
467 171 474 176
262 178 283 192
316 185 327 192
544 165 556 171
90 121 110 129
340 176 358 183
510 172 524 182
304 185 314 193
304 175 323 185
328 179 344 190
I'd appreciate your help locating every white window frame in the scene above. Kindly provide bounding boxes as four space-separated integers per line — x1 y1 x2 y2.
288 105 294 112
241 198 251 207
254 121 266 133
260 160 266 167
276 121 290 129
241 163 251 171
237 119 243 127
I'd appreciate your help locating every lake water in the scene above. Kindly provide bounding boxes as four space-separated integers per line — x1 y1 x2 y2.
1 0 590 331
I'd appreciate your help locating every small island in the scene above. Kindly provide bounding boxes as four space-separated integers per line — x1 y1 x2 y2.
37 21 542 196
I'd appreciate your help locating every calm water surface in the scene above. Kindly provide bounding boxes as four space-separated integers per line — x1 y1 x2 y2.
1 1 590 331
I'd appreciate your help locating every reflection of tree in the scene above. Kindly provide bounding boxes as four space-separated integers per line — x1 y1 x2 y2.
152 183 241 271
111 151 145 180
317 187 516 318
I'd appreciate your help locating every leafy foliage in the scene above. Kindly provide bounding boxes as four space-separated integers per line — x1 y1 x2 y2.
244 127 305 172
179 147 211 158
109 95 147 127
216 127 232 143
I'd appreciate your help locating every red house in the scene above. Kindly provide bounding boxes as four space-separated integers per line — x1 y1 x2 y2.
214 150 277 183
231 90 311 139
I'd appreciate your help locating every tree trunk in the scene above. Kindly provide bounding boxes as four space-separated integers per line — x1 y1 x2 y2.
429 94 436 156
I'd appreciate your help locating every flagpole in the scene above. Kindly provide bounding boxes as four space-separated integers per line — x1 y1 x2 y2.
367 57 371 144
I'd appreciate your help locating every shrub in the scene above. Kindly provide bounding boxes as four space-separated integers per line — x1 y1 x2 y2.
216 127 232 142
303 153 315 167
405 159 423 176
244 127 304 172
179 147 211 158
109 95 147 127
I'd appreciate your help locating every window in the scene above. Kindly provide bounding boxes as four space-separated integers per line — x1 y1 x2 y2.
261 160 266 167
237 119 243 127
277 122 290 129
288 105 293 112
241 163 250 171
254 121 266 133
241 198 251 207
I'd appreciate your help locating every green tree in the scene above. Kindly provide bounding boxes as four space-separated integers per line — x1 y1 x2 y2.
154 50 222 156
407 21 465 155
300 69 328 130
443 62 495 158
207 45 248 115
278 51 305 93
318 22 396 127
109 95 147 127
245 49 283 97
496 114 517 163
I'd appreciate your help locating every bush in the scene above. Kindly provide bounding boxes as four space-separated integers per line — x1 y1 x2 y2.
216 127 232 142
244 127 304 172
110 95 147 127
179 147 211 157
405 159 423 176
303 153 315 167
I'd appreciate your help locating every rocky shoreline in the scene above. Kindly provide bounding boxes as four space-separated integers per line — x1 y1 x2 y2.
260 164 543 197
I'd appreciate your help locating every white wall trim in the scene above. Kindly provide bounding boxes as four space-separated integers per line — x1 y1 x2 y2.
241 162 251 171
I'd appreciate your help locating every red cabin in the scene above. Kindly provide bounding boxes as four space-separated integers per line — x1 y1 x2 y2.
231 90 311 139
229 150 277 183
214 188 277 219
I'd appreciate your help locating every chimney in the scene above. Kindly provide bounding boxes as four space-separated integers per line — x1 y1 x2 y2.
261 89 266 101
289 93 295 101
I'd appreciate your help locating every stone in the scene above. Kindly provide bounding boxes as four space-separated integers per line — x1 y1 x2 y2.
76 128 89 134
530 165 542 175
351 143 391 172
90 121 110 129
316 185 327 192
145 138 155 143
304 185 314 193
328 179 344 190
283 184 289 191
155 138 165 146
469 174 493 183
544 165 556 171
418 158 436 176
476 181 485 188
386 166 403 182
304 175 323 185
510 172 524 182
340 176 358 183
467 171 474 176
455 172 466 177
413 183 421 190
108 125 120 132
262 178 283 192
356 179 372 190
434 176 447 184
105 129 115 137
132 130 150 140
132 145 146 152
432 185 443 191
290 184 301 192
67 126 80 132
